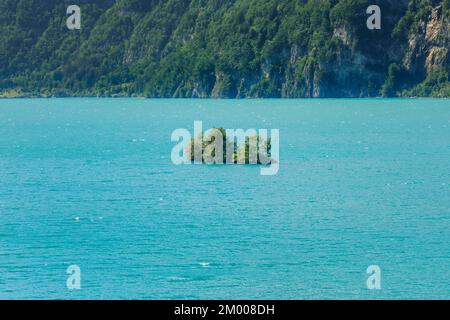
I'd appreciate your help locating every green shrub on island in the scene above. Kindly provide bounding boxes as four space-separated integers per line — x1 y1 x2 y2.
185 128 273 165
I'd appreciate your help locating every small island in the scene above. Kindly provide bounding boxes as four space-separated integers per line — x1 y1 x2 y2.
185 127 274 165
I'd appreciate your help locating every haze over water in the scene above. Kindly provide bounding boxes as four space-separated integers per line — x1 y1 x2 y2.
0 98 449 299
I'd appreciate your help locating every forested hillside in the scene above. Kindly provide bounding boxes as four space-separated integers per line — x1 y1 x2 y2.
0 0 449 98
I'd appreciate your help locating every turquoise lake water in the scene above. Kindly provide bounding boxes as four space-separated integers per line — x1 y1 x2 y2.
0 98 449 299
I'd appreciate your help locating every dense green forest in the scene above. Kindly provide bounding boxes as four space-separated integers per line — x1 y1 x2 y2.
0 0 449 98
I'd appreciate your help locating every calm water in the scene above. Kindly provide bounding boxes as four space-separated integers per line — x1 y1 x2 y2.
0 98 449 300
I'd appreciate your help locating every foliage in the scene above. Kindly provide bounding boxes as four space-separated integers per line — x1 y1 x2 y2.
186 128 273 165
0 0 448 98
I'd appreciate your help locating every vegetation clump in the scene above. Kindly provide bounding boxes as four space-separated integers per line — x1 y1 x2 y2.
185 128 273 165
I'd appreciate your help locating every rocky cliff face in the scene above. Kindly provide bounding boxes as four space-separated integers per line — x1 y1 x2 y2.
278 0 449 98
405 4 449 76
0 0 448 98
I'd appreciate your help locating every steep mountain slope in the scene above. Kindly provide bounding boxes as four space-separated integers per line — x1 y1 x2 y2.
0 0 448 97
